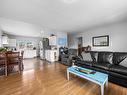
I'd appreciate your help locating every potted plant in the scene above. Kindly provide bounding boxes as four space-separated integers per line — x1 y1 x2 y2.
0 47 7 53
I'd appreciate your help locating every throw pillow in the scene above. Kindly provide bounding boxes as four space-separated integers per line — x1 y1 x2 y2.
119 58 127 67
113 53 127 65
77 55 83 60
81 52 92 62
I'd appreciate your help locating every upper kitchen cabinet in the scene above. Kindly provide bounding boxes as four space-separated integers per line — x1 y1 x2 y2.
2 35 9 45
49 36 57 45
9 39 16 47
2 35 16 47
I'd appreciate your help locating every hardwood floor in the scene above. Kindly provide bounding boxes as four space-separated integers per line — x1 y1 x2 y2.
0 58 127 95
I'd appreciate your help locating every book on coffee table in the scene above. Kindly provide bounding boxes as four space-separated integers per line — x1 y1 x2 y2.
74 67 96 74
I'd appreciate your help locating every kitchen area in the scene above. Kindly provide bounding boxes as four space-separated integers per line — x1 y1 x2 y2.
1 33 40 59
0 31 68 63
39 34 67 62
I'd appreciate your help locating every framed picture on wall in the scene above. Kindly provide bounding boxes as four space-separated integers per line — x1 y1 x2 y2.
58 38 67 46
92 35 109 46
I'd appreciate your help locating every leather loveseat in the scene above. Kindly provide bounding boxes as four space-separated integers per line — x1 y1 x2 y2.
74 51 127 87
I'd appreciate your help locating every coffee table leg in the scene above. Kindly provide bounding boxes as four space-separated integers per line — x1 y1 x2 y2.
67 70 69 81
101 85 104 95
106 78 108 95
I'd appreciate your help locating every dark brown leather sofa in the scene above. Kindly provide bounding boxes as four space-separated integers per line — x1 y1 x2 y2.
74 51 127 87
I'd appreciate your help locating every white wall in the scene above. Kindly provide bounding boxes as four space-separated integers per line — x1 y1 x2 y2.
8 35 41 56
68 21 127 52
8 35 41 48
68 33 78 49
0 29 3 47
0 30 2 47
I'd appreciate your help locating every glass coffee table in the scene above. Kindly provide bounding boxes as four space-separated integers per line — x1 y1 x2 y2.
67 66 108 95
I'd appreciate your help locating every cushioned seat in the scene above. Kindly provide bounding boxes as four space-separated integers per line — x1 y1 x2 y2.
93 63 111 70
110 65 127 76
61 54 69 58
76 60 93 66
60 49 77 66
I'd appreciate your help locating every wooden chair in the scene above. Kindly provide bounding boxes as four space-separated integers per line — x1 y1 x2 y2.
0 53 7 76
6 52 21 74
20 51 24 71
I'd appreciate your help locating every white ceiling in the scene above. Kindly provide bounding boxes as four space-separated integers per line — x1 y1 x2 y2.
0 18 42 37
0 0 127 37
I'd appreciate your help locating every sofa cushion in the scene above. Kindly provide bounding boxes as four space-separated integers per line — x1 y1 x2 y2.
76 60 93 66
75 55 83 61
61 54 69 58
113 52 127 65
98 52 113 64
93 63 111 70
81 52 92 61
90 51 98 62
110 65 127 76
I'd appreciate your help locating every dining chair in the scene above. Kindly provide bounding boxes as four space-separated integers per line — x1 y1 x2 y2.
6 52 21 74
0 53 7 76
20 51 24 71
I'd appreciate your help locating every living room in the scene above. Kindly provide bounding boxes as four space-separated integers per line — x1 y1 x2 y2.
0 0 127 95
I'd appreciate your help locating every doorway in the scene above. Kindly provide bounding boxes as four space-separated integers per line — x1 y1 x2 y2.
77 37 83 55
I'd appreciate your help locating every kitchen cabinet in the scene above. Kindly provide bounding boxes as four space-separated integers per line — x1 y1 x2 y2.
2 35 9 45
9 39 16 47
49 36 57 45
45 50 58 62
24 50 37 58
